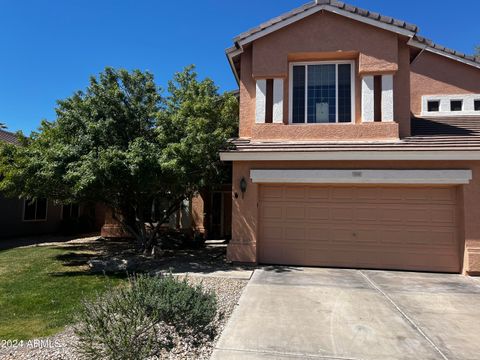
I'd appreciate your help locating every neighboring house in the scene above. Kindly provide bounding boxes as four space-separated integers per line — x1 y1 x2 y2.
0 129 105 239
220 0 480 275
101 185 233 240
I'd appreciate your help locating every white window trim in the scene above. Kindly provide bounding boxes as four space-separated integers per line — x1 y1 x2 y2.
475 99 480 111
422 94 480 116
22 198 48 222
427 99 441 112
450 99 463 112
288 60 355 124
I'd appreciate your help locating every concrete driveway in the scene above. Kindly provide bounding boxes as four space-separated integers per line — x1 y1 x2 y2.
212 267 480 360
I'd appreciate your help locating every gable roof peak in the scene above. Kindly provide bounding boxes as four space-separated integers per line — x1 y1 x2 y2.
232 1 419 47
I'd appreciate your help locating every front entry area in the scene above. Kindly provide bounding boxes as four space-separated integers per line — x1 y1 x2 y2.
258 185 461 273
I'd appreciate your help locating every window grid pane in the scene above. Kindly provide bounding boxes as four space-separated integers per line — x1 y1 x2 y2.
307 64 336 123
292 66 305 123
337 64 352 122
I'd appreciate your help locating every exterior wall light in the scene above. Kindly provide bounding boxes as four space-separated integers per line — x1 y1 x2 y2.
240 177 247 198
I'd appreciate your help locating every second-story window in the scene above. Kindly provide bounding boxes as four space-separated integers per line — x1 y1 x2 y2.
290 61 354 124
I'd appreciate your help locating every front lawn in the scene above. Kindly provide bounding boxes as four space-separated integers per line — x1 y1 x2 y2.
0 240 125 340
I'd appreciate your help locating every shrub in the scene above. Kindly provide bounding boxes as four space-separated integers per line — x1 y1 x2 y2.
132 274 217 336
74 274 217 360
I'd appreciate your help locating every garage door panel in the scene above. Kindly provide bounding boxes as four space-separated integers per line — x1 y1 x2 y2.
405 209 432 223
356 187 378 200
433 230 457 246
307 187 330 199
430 187 456 202
284 226 305 240
259 185 460 273
306 227 332 242
355 207 380 222
261 206 282 219
261 185 284 199
331 208 354 221
285 187 306 200
431 208 456 224
306 207 330 220
285 206 305 219
380 208 405 223
332 187 354 200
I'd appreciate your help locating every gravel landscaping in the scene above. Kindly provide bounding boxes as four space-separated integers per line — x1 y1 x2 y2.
0 276 247 360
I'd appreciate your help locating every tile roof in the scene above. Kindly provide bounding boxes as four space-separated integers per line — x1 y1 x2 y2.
412 35 480 65
227 117 480 153
0 129 20 145
233 0 418 45
227 0 480 75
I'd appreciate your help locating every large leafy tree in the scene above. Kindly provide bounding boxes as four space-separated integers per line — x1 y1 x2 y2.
0 66 238 251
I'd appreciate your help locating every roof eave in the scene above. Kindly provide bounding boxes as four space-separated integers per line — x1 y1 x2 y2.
408 38 480 70
226 2 418 82
226 45 242 85
235 4 416 47
220 150 480 161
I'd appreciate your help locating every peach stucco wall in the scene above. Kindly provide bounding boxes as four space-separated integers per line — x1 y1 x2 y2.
251 11 398 77
410 51 480 115
252 122 398 141
229 160 480 275
394 39 411 138
238 10 414 140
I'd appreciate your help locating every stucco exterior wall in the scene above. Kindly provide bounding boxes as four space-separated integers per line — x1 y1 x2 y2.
251 11 398 77
394 39 411 137
229 160 480 274
237 10 408 141
252 122 398 141
410 51 480 115
239 46 255 138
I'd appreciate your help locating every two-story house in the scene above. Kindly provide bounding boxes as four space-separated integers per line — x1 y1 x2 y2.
220 0 480 275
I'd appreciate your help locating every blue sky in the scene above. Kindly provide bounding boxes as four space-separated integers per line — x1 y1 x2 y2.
1 0 479 134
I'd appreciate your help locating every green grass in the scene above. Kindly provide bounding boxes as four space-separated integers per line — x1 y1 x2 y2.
0 244 126 340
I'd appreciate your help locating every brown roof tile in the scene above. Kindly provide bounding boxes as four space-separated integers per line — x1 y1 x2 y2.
413 35 480 66
0 129 20 145
229 1 480 70
226 117 480 153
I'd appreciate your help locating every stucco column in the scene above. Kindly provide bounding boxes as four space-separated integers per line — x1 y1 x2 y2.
462 164 480 275
272 78 284 123
381 74 394 122
227 161 258 263
255 80 267 123
361 76 374 122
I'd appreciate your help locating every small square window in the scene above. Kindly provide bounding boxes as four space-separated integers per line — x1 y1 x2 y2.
450 100 463 112
474 100 480 111
427 100 440 112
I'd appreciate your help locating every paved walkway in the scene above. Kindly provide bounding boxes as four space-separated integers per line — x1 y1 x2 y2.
212 267 480 360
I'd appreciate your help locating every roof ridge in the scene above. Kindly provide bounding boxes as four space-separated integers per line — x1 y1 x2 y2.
233 0 418 44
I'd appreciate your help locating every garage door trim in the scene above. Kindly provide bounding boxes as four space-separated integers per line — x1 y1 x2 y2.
251 169 472 184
